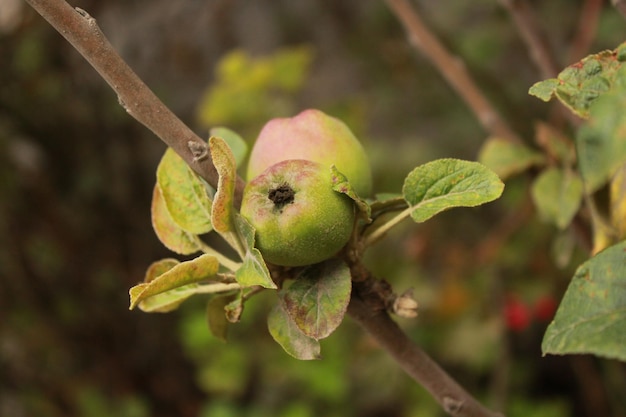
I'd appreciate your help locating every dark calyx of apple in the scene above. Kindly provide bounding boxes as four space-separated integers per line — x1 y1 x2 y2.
268 183 295 211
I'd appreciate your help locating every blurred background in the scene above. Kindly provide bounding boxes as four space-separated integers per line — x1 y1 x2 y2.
2 0 626 416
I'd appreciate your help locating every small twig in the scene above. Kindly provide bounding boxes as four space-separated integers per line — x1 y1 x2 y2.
23 0 245 207
498 0 560 80
348 274 505 417
568 0 604 63
385 0 521 143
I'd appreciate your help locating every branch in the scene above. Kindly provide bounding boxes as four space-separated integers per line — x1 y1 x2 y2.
498 0 560 80
384 0 521 143
569 0 603 63
23 0 245 207
348 274 505 417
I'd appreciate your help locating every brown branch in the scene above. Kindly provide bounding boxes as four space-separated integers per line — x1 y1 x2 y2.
498 0 560 80
569 0 604 63
385 0 521 143
23 0 245 207
348 274 505 417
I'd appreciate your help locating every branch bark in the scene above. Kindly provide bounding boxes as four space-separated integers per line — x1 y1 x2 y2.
349 276 505 417
23 0 245 207
24 1 505 416
385 0 521 143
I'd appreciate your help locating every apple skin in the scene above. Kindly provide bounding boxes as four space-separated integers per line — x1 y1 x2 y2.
246 109 372 197
240 159 355 267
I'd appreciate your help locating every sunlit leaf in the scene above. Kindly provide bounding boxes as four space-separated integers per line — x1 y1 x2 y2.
331 165 371 222
478 138 545 180
576 65 626 192
130 254 220 310
402 159 504 223
611 164 626 240
210 136 245 257
151 185 201 255
210 127 248 168
268 303 321 360
542 241 626 361
531 167 583 230
529 42 626 118
280 259 351 340
156 147 213 235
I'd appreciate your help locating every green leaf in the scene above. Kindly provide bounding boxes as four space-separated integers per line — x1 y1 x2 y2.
210 136 245 257
576 65 626 192
402 159 504 223
232 214 276 289
531 167 583 230
529 42 626 118
130 254 221 310
151 185 201 255
330 165 371 222
210 127 248 168
156 147 213 235
268 303 321 360
280 259 351 340
542 241 626 361
478 138 545 180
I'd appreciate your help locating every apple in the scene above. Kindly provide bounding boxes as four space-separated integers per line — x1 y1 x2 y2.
246 109 373 197
240 159 355 267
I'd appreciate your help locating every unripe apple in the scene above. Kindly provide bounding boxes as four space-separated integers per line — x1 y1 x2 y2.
246 109 373 197
240 159 355 267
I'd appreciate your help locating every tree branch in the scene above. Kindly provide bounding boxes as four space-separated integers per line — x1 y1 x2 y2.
613 0 626 19
348 275 505 417
23 0 245 207
498 0 560 80
384 0 521 143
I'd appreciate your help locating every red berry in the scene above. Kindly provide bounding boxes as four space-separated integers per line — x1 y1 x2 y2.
505 297 531 332
533 296 558 323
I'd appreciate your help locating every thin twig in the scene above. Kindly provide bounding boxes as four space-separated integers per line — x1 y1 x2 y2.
23 0 245 207
568 0 604 63
384 0 521 143
348 274 505 417
498 0 560 80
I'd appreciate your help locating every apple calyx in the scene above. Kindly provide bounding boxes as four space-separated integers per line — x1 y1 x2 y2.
268 184 295 210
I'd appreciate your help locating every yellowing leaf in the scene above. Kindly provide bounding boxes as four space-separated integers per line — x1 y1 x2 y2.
210 136 245 257
156 147 212 235
130 254 220 310
268 303 321 360
151 185 201 255
611 164 626 240
531 167 583 230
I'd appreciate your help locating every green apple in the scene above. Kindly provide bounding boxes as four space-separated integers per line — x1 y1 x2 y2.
246 109 373 197
240 159 355 267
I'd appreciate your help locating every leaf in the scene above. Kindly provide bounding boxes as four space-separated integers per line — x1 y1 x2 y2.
611 164 626 240
209 136 245 257
151 185 201 255
129 254 220 310
531 167 583 230
542 241 626 361
233 214 276 289
402 159 504 223
210 127 248 168
534 122 576 166
280 259 351 340
156 147 213 235
478 138 545 180
576 65 626 192
268 303 321 360
529 42 626 118
330 165 371 222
